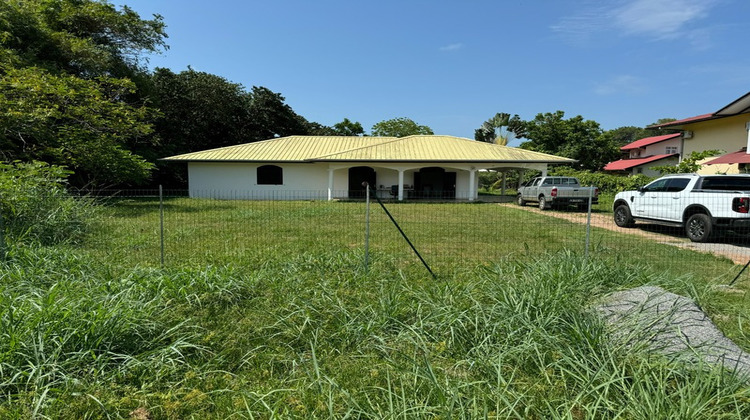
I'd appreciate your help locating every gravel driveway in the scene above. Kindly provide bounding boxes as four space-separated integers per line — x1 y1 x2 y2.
503 203 750 265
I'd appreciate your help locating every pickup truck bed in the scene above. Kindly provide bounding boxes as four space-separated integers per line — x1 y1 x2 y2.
517 176 599 211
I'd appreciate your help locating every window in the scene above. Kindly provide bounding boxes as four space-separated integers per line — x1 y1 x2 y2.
257 165 283 185
666 178 690 192
643 178 669 192
666 146 678 154
699 176 750 191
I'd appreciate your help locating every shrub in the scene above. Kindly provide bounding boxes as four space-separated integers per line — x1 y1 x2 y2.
0 161 94 245
550 167 654 193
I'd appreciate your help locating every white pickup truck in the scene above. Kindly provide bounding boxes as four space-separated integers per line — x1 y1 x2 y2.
517 176 599 211
613 174 750 242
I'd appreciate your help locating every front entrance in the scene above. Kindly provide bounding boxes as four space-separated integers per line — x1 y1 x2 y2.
413 167 456 198
348 166 376 198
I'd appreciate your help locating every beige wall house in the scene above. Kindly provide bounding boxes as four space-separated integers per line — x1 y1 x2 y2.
652 92 750 174
163 135 575 201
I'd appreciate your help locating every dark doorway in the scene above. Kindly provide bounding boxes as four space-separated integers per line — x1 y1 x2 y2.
348 166 376 198
413 167 456 198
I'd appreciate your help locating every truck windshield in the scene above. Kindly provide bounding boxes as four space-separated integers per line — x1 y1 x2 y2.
698 177 750 191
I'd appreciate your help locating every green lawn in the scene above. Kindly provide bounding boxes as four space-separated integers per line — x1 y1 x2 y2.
3 198 750 418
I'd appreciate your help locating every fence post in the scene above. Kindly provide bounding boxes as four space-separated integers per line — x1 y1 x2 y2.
364 183 370 273
159 185 165 268
0 205 6 261
584 185 593 260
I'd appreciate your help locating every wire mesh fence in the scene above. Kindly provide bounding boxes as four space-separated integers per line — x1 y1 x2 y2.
62 188 750 282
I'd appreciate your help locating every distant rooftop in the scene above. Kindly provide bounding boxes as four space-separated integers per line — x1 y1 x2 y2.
621 133 681 150
650 91 750 129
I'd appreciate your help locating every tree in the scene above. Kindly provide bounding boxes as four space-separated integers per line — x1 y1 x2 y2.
0 0 168 186
474 112 522 145
371 117 433 137
604 126 650 148
514 111 618 171
332 118 365 136
0 0 167 79
653 150 722 174
147 68 310 186
247 86 309 140
0 67 155 186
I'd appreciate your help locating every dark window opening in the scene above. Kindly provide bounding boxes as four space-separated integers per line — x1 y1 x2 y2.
257 165 283 185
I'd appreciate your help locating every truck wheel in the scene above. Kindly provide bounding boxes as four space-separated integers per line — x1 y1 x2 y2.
686 213 713 243
517 194 526 206
538 196 549 210
614 205 635 227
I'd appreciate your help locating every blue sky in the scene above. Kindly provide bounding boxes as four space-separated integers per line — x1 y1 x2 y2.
123 0 749 145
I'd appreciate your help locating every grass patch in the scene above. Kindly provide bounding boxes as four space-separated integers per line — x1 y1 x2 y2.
2 245 749 418
3 198 749 417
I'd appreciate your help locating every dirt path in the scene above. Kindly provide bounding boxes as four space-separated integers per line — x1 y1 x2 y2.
500 203 750 265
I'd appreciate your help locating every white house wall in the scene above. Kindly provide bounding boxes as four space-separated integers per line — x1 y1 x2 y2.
188 162 343 199
643 137 682 156
188 161 549 200
630 156 679 177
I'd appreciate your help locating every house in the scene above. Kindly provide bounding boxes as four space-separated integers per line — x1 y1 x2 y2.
651 91 750 174
162 135 575 200
603 133 682 176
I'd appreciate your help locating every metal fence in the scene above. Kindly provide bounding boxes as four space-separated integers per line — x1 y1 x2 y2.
71 188 750 282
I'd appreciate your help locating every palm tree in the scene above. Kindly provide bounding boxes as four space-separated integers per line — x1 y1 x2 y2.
475 113 515 145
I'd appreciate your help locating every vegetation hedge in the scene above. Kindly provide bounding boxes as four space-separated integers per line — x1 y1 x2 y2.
550 167 655 193
0 161 94 245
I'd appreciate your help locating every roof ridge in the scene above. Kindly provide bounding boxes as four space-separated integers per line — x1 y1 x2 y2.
307 136 404 162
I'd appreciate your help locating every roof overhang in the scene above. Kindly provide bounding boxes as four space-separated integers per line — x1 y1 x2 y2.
651 91 750 129
704 150 750 165
603 154 677 171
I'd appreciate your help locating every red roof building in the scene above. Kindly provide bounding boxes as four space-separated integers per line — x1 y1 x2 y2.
603 133 682 176
604 154 677 171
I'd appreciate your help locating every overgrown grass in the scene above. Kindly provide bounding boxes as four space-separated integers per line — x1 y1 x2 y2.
3 198 750 417
2 244 749 418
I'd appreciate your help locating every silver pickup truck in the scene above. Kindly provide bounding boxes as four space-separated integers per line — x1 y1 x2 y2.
517 176 599 211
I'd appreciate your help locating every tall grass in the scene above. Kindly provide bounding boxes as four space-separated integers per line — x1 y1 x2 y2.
0 162 94 246
2 243 748 418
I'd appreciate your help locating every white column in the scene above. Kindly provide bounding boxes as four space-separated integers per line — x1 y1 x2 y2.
469 168 476 201
745 122 750 153
398 170 404 201
327 168 334 201
501 171 507 196
541 166 548 176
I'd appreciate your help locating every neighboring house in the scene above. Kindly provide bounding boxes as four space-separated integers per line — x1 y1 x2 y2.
163 135 575 201
652 91 750 174
603 133 681 176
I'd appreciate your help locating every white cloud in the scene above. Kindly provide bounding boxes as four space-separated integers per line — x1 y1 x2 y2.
551 0 716 43
593 75 647 95
613 0 714 39
440 43 464 52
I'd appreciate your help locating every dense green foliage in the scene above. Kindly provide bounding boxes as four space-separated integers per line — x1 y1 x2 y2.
550 167 655 193
0 161 93 245
653 149 723 175
0 0 167 78
371 117 434 137
0 67 155 186
512 111 620 171
0 0 165 187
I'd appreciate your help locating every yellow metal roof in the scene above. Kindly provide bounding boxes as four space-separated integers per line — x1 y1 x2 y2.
162 135 575 164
